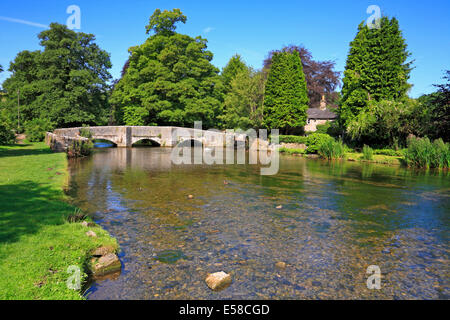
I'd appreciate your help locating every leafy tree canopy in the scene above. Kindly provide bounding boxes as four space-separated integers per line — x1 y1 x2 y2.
221 54 248 92
339 17 413 127
220 66 265 130
418 70 450 141
111 9 224 128
145 8 187 35
2 23 112 128
263 51 309 134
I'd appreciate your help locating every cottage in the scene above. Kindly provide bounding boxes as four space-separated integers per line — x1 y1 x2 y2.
304 96 337 132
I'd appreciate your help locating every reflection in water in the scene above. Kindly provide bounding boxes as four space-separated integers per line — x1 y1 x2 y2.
68 148 450 300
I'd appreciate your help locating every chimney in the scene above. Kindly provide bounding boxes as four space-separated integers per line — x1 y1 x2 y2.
319 95 327 110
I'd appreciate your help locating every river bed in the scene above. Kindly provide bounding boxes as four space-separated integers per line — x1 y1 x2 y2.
68 147 449 300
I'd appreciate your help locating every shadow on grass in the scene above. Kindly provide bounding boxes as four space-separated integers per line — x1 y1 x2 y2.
0 146 56 158
0 181 74 244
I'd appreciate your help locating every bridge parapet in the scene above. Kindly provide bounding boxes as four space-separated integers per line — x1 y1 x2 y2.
47 126 271 151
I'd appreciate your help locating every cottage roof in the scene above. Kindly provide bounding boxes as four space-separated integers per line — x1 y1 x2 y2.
307 108 337 120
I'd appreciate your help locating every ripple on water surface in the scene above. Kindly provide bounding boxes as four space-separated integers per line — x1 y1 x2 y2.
68 148 450 300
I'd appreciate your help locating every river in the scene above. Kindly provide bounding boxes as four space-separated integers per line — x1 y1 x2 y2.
67 147 449 300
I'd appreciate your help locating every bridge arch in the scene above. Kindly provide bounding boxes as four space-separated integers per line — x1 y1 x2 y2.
132 138 161 147
92 138 117 148
176 139 203 148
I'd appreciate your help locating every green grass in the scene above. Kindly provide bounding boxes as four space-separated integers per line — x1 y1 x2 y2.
362 145 374 161
318 139 346 160
346 152 402 165
0 142 117 300
279 147 306 155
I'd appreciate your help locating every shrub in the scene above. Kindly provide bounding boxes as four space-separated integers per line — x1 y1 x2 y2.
277 135 308 144
67 139 93 158
404 137 449 168
306 133 334 154
79 126 93 139
315 122 331 134
25 118 54 142
362 145 374 160
373 148 404 157
67 208 87 223
0 111 15 145
279 147 306 155
318 138 345 160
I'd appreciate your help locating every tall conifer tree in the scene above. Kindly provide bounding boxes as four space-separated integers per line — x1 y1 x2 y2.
339 17 412 127
263 51 309 134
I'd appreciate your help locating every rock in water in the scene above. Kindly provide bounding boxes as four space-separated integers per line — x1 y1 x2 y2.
92 253 121 276
275 262 287 270
92 246 116 257
205 271 232 291
86 230 97 238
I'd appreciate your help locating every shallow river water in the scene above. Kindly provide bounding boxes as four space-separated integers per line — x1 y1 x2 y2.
68 147 449 300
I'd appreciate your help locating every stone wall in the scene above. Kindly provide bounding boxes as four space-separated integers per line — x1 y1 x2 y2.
304 119 329 132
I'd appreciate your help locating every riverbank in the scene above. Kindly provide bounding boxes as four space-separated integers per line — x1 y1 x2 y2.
279 148 402 166
0 142 117 300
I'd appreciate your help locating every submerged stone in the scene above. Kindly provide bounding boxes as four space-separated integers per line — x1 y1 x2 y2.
205 271 232 291
154 250 186 264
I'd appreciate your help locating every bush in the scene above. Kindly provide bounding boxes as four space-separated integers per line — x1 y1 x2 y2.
279 147 306 155
404 137 449 168
25 118 54 142
318 138 345 160
362 145 374 160
67 139 93 158
79 126 93 139
0 111 15 145
277 135 308 144
373 148 405 157
315 122 331 135
306 133 334 154
67 208 87 223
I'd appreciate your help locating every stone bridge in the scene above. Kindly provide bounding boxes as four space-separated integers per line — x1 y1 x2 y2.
46 126 270 151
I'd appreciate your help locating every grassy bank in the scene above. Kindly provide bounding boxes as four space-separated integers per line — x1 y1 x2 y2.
279 148 402 165
345 153 402 165
0 142 117 300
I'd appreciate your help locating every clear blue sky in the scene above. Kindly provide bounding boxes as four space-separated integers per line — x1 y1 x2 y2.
1 0 449 97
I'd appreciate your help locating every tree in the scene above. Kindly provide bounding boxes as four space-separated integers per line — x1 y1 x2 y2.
263 51 309 134
264 45 340 108
221 54 248 92
2 23 112 129
111 9 224 128
346 99 421 147
428 70 450 141
339 17 413 127
220 67 265 129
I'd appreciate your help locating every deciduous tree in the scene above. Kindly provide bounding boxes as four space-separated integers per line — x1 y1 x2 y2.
111 9 224 128
220 67 265 129
2 23 112 129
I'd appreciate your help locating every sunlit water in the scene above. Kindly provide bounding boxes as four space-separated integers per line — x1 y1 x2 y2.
67 147 449 300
